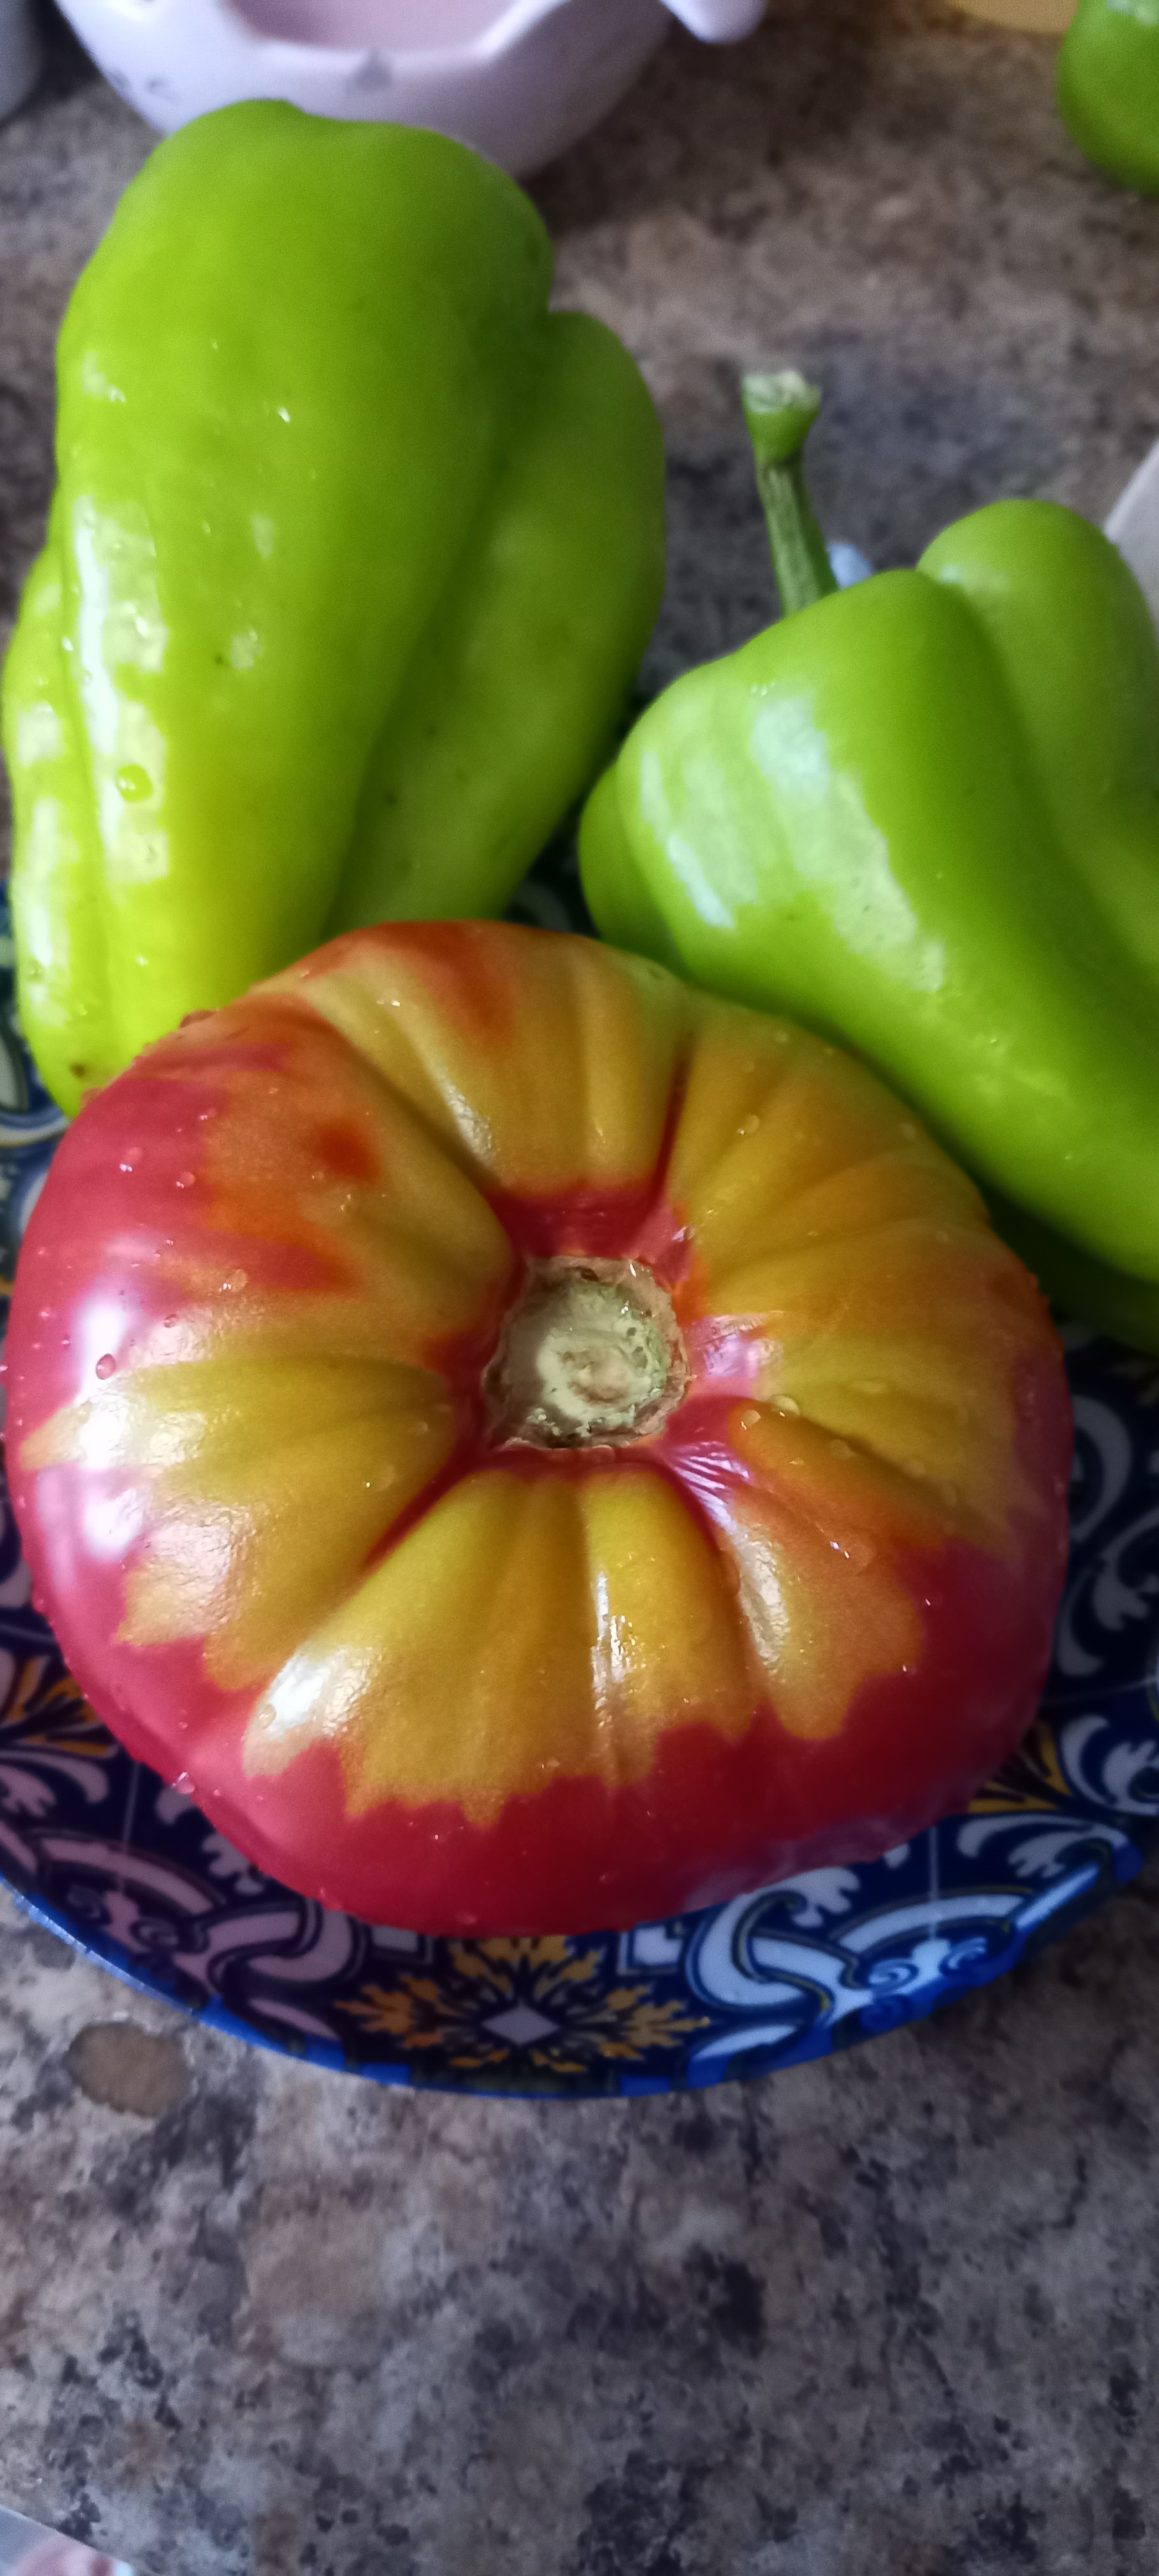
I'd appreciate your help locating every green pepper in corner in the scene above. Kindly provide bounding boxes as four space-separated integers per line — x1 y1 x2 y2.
1057 0 1159 194
2 102 664 1117
580 372 1159 1350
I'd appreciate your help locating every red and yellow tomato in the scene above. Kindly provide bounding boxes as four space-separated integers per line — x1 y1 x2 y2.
6 924 1071 1933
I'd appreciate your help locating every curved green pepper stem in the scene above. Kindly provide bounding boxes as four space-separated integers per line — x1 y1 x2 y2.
742 370 838 618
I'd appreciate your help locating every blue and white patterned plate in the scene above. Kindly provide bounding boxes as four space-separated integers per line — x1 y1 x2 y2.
0 857 1156 2098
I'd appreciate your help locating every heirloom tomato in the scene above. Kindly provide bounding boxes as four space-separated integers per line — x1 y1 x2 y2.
6 924 1071 1934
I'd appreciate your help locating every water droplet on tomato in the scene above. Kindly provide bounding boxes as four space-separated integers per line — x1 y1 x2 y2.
176 1171 194 1189
95 1354 117 1380
843 1535 875 1572
222 1270 248 1293
829 1439 853 1459
737 1114 760 1137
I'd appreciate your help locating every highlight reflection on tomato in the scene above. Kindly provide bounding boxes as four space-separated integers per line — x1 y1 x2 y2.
6 923 1072 1935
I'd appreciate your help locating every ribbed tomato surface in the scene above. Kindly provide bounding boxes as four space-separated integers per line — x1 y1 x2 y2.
6 923 1072 1932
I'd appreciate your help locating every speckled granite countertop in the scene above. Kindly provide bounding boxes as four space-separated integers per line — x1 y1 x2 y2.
3 7 1159 2570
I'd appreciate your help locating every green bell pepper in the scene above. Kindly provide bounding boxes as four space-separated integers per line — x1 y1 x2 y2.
1057 0 1159 194
3 102 664 1117
580 374 1159 1350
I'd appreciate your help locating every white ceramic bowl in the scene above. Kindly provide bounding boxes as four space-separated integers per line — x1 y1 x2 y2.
55 0 768 174
1106 437 1159 629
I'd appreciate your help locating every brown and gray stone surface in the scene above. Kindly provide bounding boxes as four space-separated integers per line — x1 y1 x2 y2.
2 5 1159 2569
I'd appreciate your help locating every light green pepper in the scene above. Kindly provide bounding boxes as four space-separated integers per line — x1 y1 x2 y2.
581 375 1159 1349
3 101 664 1115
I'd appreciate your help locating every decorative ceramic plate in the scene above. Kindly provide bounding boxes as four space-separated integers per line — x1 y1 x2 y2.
0 859 1156 2098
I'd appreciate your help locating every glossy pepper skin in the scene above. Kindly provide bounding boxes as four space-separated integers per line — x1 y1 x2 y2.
1057 0 1159 193
1 103 664 1121
581 376 1159 1352
7 923 1070 1935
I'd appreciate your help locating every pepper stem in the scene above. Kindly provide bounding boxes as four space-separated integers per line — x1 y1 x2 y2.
742 370 838 617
